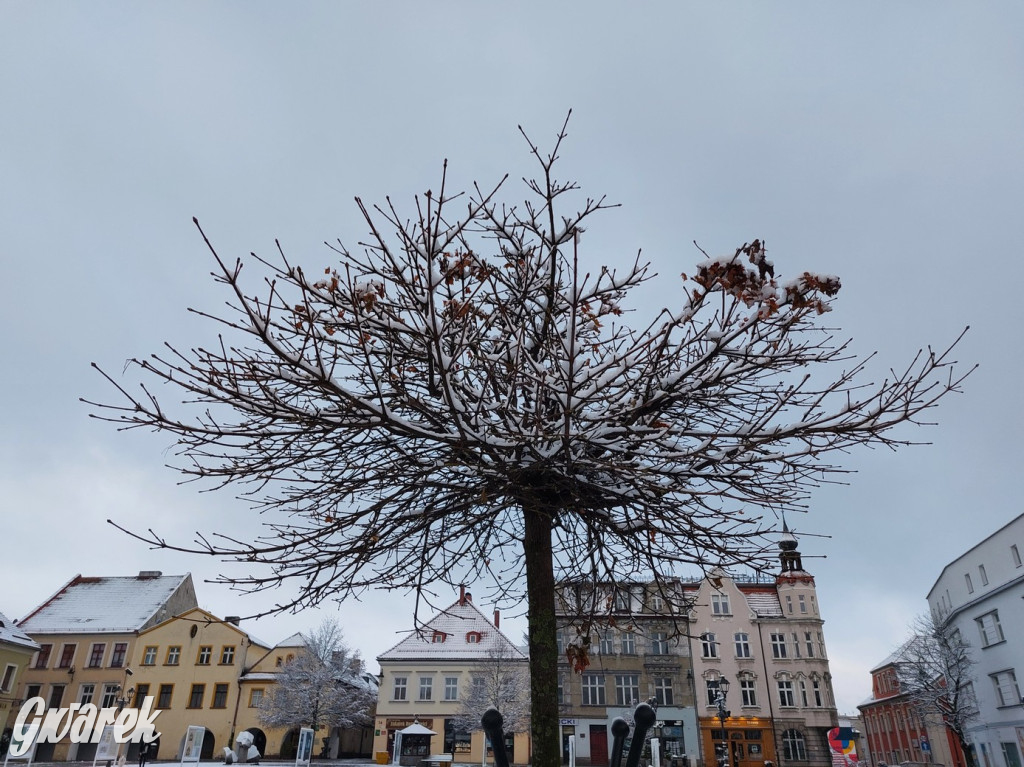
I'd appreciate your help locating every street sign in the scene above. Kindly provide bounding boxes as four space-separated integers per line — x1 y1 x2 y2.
921 739 931 753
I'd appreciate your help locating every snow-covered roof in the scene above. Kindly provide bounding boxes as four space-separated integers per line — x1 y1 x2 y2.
741 588 784 617
17 573 193 634
275 632 307 649
869 635 924 674
378 598 526 662
0 609 40 652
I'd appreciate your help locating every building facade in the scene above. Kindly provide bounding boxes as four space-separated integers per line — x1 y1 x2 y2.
128 606 272 761
687 530 838 767
555 580 699 767
927 513 1024 767
555 526 839 767
0 610 40 751
373 590 531 766
14 571 198 761
858 639 963 767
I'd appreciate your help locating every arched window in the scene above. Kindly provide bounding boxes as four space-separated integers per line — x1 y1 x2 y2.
782 730 806 761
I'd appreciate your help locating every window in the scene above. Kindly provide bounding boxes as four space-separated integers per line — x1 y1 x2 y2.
812 679 823 706
110 643 127 668
220 646 235 665
805 632 815 658
35 644 52 669
614 591 630 612
25 685 40 701
977 611 1005 647
735 633 751 658
992 670 1020 707
1013 544 1022 568
799 680 808 706
785 595 793 614
557 675 565 705
778 680 795 707
654 677 674 706
197 646 212 665
49 685 65 708
142 646 158 666
134 683 150 707
166 646 181 665
782 730 807 761
702 633 718 658
444 677 459 701
615 674 640 706
188 683 205 709
799 595 807 614
599 631 614 655
419 676 433 700
432 631 447 643
393 677 407 701
740 678 756 707
249 689 264 708
581 674 606 705
791 633 801 658
650 631 669 655
771 633 787 659
0 664 15 693
621 631 637 655
101 684 119 708
466 632 482 643
980 565 989 586
556 630 565 654
88 643 106 668
966 573 974 593
650 594 665 612
58 644 76 669
712 593 731 615
817 632 827 658
212 684 229 709
78 683 95 706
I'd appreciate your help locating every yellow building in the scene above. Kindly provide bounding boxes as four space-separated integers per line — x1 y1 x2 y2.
373 591 531 766
236 632 378 759
15 571 199 762
0 609 40 748
129 607 272 761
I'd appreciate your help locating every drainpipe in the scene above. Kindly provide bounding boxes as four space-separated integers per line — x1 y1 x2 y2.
756 621 781 767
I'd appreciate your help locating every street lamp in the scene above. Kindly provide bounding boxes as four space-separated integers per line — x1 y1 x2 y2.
715 678 731 767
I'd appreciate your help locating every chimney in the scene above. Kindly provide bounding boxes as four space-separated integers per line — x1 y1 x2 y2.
493 610 500 628
465 592 472 603
459 584 466 606
225 616 241 626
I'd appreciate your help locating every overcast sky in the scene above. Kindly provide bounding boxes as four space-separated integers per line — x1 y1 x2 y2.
2 3 1022 715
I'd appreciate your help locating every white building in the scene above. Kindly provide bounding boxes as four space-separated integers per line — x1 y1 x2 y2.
927 513 1024 767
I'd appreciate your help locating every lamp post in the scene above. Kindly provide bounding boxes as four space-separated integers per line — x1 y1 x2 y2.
715 678 730 767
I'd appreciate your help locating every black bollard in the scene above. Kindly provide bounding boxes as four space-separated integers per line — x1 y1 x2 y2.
609 718 630 767
624 703 657 767
481 708 511 767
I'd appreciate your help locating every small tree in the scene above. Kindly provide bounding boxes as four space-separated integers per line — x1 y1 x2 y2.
90 117 971 767
259 620 376 738
451 643 531 740
894 614 979 767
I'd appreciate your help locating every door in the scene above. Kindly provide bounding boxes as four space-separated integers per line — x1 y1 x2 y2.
590 725 609 766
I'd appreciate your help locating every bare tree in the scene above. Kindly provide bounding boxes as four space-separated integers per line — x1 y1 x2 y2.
451 643 531 738
259 620 376 737
894 615 978 767
88 116 971 767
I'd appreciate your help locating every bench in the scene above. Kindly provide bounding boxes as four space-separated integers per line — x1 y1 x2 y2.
421 755 454 767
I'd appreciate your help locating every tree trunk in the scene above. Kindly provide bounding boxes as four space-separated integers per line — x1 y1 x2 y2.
524 505 559 767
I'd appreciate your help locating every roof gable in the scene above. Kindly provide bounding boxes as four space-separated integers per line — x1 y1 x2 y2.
378 599 525 662
0 609 40 652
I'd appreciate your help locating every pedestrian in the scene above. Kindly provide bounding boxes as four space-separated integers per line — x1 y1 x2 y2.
139 741 151 767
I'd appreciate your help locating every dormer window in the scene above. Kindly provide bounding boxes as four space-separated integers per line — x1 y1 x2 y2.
432 631 447 643
466 632 482 644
